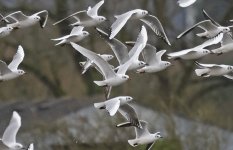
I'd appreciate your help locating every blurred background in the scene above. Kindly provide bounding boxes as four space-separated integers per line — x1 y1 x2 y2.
0 0 233 149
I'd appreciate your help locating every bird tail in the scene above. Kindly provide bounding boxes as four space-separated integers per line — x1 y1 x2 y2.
128 139 137 147
94 102 105 109
93 81 106 86
195 69 209 77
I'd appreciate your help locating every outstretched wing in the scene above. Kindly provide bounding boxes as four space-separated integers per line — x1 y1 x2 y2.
87 0 104 17
135 120 150 138
0 60 12 75
4 11 28 21
177 0 197 7
8 45 25 71
2 111 21 146
53 10 87 25
221 33 233 46
70 26 84 35
34 10 48 28
96 28 129 65
110 10 137 39
71 42 116 79
202 9 220 26
140 15 171 45
177 20 219 39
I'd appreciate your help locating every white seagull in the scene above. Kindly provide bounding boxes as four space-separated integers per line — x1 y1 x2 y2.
97 28 146 71
79 54 114 74
2 10 48 29
168 33 223 60
51 26 89 46
71 26 147 98
177 20 231 39
195 61 233 79
0 26 13 38
53 0 106 27
0 111 32 150
109 9 148 39
0 45 26 81
177 0 197 7
128 120 162 150
211 33 233 55
94 96 142 128
126 42 171 73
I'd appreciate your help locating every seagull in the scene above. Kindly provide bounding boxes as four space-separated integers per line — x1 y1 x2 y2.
79 54 114 74
51 26 89 46
168 33 223 60
71 26 147 98
177 0 197 7
53 0 106 27
0 45 26 81
96 28 146 71
211 33 233 55
2 10 48 29
195 61 233 79
126 42 171 73
127 120 162 150
109 9 148 39
0 111 32 150
177 20 231 39
0 26 13 38
94 96 142 128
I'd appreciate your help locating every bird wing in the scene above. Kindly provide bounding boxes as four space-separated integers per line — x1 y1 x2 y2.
110 10 137 39
117 26 147 74
33 10 48 28
87 0 104 17
2 111 21 146
71 43 116 79
177 20 219 39
27 143 34 150
0 60 12 75
177 0 196 7
202 9 220 26
167 49 192 57
118 104 141 128
146 142 155 150
135 120 150 138
96 28 129 65
105 98 120 116
140 14 171 45
53 10 87 25
8 45 24 71
195 61 221 69
4 11 28 21
142 44 158 65
221 33 233 46
70 26 84 35
156 50 167 63
196 32 223 49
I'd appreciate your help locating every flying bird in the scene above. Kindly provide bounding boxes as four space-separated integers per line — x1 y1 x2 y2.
177 20 231 39
94 96 142 128
0 111 32 150
1 10 48 29
71 26 147 99
51 26 89 46
195 61 233 79
96 28 146 71
177 0 197 7
127 120 163 150
53 0 106 27
0 45 26 81
79 54 114 74
168 33 223 60
126 42 171 73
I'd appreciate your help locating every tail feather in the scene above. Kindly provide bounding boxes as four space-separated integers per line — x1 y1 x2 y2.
195 69 210 77
94 102 105 109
